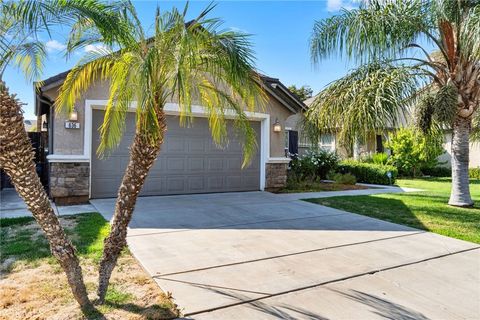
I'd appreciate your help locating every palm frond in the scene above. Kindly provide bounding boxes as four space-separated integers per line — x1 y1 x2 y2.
415 92 435 134
1 0 137 81
54 48 116 114
433 83 458 124
306 61 420 146
57 3 265 165
459 2 480 61
310 0 432 65
98 52 139 155
12 41 46 82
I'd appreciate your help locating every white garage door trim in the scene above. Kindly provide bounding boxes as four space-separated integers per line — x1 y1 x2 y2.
82 100 270 198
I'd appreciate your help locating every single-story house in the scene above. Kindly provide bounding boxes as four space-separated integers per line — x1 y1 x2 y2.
35 72 306 204
300 96 480 168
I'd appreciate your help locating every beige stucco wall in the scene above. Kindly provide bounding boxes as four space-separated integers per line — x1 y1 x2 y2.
264 95 295 157
43 81 111 155
44 80 295 158
438 132 480 168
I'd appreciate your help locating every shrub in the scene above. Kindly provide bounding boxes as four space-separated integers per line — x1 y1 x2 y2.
386 127 444 177
358 154 374 163
338 160 397 185
421 166 451 177
290 149 339 180
470 167 480 180
372 152 389 165
333 172 357 185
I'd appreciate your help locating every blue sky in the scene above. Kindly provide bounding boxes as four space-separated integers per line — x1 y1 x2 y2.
4 0 360 119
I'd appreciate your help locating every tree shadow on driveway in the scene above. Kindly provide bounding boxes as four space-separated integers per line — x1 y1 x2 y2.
178 282 430 320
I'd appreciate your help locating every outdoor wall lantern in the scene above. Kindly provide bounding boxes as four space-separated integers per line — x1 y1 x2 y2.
69 106 78 121
273 118 282 132
65 106 81 129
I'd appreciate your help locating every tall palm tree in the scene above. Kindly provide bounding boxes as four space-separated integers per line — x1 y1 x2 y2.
56 3 265 302
308 0 479 207
0 0 134 309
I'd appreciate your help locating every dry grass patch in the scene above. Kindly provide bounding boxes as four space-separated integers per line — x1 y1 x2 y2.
0 213 179 319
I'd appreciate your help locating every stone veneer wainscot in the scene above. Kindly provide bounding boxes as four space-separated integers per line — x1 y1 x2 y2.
265 162 288 191
49 161 288 202
49 162 89 205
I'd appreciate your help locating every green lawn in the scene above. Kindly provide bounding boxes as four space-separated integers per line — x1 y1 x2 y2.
305 177 480 244
0 213 178 319
1 212 109 265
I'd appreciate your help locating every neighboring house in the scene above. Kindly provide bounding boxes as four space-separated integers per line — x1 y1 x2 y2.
301 96 480 168
23 119 37 132
438 131 480 168
34 71 306 204
290 96 385 158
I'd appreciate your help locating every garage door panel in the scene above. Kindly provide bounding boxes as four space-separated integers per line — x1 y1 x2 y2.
188 158 205 171
207 176 224 190
244 175 260 186
207 158 224 171
165 136 186 153
166 157 186 171
91 110 261 198
227 158 242 170
142 178 166 195
92 156 128 171
188 138 206 153
188 176 205 191
226 176 242 189
166 177 185 192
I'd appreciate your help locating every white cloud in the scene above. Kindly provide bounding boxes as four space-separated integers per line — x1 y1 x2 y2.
327 0 359 12
84 44 107 53
45 40 66 52
327 0 343 11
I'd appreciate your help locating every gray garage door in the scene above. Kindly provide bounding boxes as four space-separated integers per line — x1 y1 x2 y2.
91 110 261 198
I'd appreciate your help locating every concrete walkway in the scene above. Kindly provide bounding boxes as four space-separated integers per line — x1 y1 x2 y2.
0 189 97 218
90 189 480 319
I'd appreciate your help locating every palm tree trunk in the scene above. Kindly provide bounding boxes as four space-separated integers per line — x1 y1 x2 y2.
448 117 474 207
97 110 167 303
0 82 93 310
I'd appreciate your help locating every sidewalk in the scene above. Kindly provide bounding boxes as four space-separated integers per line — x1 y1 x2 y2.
0 189 96 219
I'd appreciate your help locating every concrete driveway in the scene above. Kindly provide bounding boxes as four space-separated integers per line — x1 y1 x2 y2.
91 191 480 319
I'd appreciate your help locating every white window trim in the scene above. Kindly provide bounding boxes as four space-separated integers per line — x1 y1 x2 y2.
48 100 271 195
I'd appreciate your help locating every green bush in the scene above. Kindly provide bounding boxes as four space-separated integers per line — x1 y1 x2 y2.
332 172 357 185
358 154 373 163
470 167 480 180
372 152 389 165
386 127 444 177
338 160 397 185
421 166 451 177
290 149 339 180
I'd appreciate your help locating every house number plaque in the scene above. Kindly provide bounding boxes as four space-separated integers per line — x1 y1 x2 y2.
65 121 80 129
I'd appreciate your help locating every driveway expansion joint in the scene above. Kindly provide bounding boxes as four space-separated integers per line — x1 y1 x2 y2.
126 212 346 238
154 231 426 277
182 246 480 317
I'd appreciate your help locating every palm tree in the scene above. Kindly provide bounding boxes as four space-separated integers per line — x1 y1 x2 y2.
56 3 265 302
0 0 134 309
308 0 479 207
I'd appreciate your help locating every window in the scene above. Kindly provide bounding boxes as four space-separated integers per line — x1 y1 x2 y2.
297 131 335 151
319 133 334 151
284 130 289 151
299 133 312 147
376 135 384 153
